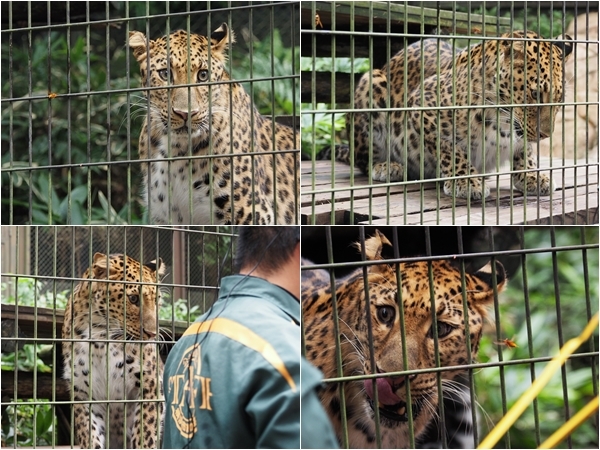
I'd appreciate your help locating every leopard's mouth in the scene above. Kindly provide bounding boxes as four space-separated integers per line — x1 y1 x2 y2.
367 398 422 423
363 370 422 423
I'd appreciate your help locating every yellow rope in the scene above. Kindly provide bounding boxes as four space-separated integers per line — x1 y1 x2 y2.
538 396 599 449
478 313 599 449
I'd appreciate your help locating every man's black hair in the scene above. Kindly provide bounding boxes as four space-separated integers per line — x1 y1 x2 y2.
234 226 300 274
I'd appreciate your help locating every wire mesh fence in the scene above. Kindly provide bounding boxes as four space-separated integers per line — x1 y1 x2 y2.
1 225 236 447
300 1 599 225
1 1 300 225
301 225 599 448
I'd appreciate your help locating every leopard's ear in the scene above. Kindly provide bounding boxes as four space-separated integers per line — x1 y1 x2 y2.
501 30 527 60
473 260 507 294
145 258 165 277
91 252 113 279
128 31 153 62
554 34 574 60
355 230 392 261
211 22 235 53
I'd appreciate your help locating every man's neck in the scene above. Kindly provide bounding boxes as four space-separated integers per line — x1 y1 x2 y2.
238 246 300 299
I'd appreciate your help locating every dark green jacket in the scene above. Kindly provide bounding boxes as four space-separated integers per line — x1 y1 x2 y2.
163 275 302 448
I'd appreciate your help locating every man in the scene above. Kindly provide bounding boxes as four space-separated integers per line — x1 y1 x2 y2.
162 226 337 448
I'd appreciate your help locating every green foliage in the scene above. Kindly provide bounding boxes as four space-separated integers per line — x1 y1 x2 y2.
1 277 70 309
233 29 300 117
1 30 143 225
1 279 60 446
159 295 201 323
476 227 599 449
1 400 55 447
301 105 346 158
300 56 369 156
301 56 369 73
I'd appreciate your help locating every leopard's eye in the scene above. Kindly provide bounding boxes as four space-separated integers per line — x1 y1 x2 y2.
428 321 455 339
376 306 395 326
157 69 169 81
197 69 209 82
128 294 140 306
531 89 541 102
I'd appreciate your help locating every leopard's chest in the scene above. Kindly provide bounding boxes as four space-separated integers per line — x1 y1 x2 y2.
69 338 150 401
463 115 521 173
142 133 228 224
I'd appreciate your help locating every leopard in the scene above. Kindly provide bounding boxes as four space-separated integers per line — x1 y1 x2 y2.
61 253 165 449
334 30 574 200
128 23 299 225
301 230 507 448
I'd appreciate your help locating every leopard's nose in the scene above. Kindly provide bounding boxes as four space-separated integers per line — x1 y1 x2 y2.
143 329 157 340
172 107 199 122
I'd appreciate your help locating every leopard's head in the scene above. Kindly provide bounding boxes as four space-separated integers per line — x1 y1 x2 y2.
303 231 506 447
493 30 573 141
82 253 165 341
128 23 233 139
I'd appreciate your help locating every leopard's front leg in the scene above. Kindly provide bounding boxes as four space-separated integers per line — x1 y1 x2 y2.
437 140 491 200
73 402 105 449
131 345 163 449
349 69 405 181
511 141 553 195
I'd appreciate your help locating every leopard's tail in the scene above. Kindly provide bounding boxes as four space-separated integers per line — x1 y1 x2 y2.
314 144 351 163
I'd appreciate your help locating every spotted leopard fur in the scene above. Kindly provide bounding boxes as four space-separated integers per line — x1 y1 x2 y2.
129 23 299 224
338 31 573 199
62 253 164 449
302 231 506 448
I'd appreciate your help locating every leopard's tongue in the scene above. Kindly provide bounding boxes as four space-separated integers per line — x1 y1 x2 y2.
364 377 402 405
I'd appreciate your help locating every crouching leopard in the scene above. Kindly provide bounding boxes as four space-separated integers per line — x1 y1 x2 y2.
302 231 506 448
62 253 165 449
339 31 573 199
129 23 299 224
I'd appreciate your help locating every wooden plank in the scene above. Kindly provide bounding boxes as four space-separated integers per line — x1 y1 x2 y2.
301 72 363 104
302 1 512 35
1 304 190 344
1 371 70 401
301 158 599 225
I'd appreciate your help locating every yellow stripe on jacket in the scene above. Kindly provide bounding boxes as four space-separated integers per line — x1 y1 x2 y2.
183 317 297 392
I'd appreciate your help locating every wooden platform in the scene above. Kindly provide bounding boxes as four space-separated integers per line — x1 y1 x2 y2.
301 158 599 225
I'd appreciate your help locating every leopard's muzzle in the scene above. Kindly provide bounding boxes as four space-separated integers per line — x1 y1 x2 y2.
363 370 422 423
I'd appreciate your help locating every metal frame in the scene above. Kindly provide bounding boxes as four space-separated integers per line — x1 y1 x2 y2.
0 225 236 447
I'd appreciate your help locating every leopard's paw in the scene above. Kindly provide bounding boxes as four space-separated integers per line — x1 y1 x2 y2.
513 172 554 196
371 162 404 182
444 178 490 200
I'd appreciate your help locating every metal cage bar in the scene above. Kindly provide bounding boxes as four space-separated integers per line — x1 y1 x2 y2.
0 225 236 447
